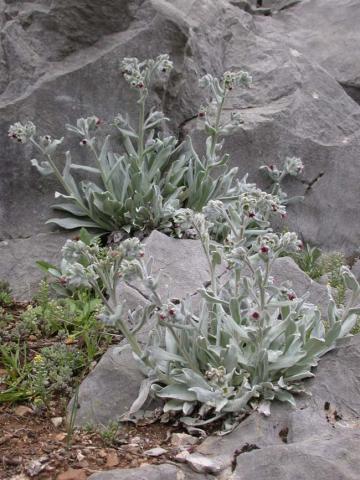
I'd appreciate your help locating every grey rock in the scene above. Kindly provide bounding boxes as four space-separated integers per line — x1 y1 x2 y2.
181 335 360 477
123 230 212 304
272 257 330 316
272 0 360 101
232 430 360 480
186 6 360 255
88 464 178 480
88 463 213 480
70 345 158 427
0 232 69 300
1 0 360 258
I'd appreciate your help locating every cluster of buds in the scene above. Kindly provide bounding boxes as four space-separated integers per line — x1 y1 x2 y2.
205 366 226 384
240 190 286 219
279 232 303 253
158 304 177 321
256 233 281 255
222 70 252 90
283 157 304 176
197 105 207 119
61 239 89 263
65 116 100 148
121 54 173 91
117 237 144 260
259 157 304 189
61 262 98 289
8 121 36 144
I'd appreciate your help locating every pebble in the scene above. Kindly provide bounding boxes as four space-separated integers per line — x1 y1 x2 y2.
57 469 87 480
144 447 167 457
171 433 199 448
51 417 63 428
105 451 120 467
14 405 33 417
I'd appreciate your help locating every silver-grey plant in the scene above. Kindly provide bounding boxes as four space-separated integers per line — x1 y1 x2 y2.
260 156 304 205
60 197 360 430
9 55 251 235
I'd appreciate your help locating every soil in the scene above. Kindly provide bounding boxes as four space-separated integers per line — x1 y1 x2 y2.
0 301 184 479
0 402 178 479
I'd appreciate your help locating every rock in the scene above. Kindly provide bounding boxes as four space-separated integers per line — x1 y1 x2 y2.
1 0 359 262
143 447 167 457
0 232 69 300
57 469 87 480
171 433 199 448
272 0 360 102
180 336 360 477
232 430 360 480
68 345 159 427
271 257 331 317
51 417 63 428
88 463 212 480
14 405 33 417
105 452 120 468
87 464 179 480
182 2 360 255
121 230 213 308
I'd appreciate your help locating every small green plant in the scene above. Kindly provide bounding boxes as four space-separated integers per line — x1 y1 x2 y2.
290 244 323 280
0 280 13 306
320 252 347 305
9 55 251 236
99 421 121 447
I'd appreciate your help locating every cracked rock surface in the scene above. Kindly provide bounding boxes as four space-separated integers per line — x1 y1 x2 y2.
0 0 360 258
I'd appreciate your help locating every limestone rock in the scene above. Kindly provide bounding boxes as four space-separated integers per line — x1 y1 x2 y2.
0 232 69 300
121 230 212 305
272 0 360 102
1 0 360 256
87 463 211 480
69 345 158 427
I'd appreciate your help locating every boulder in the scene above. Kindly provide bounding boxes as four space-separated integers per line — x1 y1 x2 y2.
271 0 360 103
69 345 157 427
1 0 360 259
121 230 213 305
0 232 69 300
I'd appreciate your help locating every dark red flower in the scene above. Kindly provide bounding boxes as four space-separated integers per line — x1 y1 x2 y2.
252 311 260 319
260 245 269 254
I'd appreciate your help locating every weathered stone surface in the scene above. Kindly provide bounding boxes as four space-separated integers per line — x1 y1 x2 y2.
123 230 212 304
88 464 178 480
180 335 360 477
272 0 360 101
186 3 360 255
232 430 360 480
88 464 213 480
70 345 157 427
1 0 360 258
271 257 330 316
0 232 69 300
